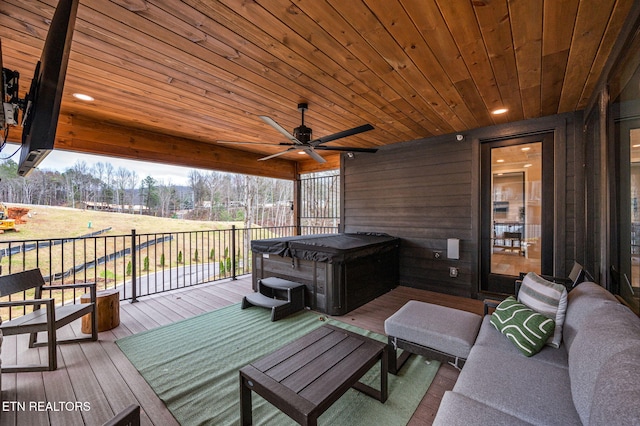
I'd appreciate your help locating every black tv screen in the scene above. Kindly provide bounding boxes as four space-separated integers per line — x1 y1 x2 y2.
18 0 79 176
0 39 6 133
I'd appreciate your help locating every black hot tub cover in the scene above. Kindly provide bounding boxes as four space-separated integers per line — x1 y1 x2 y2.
251 233 400 263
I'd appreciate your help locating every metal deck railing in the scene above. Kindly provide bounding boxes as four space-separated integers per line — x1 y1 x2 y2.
0 225 338 320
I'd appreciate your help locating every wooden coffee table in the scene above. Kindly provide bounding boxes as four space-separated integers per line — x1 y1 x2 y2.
239 324 388 426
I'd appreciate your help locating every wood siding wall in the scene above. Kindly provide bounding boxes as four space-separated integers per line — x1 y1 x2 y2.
342 112 583 298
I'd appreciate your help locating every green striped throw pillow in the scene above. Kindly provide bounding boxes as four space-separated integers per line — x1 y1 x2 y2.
490 296 556 357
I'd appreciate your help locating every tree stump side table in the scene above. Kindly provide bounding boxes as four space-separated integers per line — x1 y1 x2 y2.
81 288 120 333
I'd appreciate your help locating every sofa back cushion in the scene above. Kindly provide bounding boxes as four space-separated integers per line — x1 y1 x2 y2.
568 302 640 424
563 282 618 351
588 345 640 425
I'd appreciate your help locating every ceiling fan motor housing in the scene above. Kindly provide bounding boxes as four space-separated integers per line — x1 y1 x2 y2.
294 125 312 143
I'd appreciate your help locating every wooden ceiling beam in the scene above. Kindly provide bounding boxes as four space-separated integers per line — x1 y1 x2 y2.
5 114 301 180
297 155 341 175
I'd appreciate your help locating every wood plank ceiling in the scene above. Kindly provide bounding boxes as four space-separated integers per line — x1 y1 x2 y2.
0 0 635 179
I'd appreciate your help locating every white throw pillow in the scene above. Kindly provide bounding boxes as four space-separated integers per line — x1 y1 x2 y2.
518 272 568 348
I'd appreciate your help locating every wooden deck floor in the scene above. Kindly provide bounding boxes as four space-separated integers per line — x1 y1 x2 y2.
0 276 483 426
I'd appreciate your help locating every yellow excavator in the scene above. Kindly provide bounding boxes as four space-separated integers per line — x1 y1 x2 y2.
0 204 16 232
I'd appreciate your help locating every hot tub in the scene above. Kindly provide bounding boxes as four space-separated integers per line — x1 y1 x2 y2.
251 233 400 315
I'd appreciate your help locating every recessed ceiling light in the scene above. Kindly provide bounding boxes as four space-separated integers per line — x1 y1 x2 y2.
492 108 508 115
73 93 94 101
524 163 532 168
521 147 531 151
496 159 505 163
633 144 640 148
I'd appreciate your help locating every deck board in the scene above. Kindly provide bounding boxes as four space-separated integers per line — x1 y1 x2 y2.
0 276 483 425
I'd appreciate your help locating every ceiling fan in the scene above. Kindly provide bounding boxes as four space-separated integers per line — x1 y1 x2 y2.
218 103 377 163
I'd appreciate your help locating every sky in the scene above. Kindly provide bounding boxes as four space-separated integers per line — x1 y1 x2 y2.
2 143 198 186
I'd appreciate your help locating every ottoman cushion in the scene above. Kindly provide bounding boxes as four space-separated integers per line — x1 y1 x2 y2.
384 300 482 359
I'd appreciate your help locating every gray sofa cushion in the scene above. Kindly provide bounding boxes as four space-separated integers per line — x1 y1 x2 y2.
452 344 582 425
568 302 640 424
563 282 618 351
475 316 568 368
588 346 640 425
434 391 535 426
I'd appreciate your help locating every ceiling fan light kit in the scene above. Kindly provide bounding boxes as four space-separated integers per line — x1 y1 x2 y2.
219 103 377 163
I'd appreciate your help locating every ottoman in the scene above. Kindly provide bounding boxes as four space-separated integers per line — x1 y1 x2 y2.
384 300 482 373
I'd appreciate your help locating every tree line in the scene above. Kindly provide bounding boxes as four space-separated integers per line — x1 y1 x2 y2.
0 159 296 228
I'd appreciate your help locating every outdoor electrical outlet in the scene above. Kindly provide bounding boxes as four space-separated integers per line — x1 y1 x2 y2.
449 267 459 278
433 250 443 259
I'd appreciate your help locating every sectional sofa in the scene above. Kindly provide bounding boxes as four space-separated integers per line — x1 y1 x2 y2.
433 281 640 425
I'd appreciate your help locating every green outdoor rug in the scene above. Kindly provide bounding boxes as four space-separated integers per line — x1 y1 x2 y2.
116 304 440 426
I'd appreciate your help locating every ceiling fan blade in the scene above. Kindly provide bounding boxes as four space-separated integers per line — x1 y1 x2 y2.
217 140 277 146
312 123 374 146
259 116 301 145
218 140 297 147
314 146 378 153
302 147 327 163
258 147 297 161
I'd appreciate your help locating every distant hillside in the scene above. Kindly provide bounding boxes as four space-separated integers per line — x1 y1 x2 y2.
0 204 242 241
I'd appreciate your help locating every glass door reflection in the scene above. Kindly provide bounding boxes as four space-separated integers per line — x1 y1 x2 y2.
628 128 640 312
491 143 542 277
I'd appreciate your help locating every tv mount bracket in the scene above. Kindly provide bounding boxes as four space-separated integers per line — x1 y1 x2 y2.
2 68 25 130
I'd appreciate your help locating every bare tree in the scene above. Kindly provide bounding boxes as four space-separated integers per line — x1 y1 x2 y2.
19 176 38 204
204 172 225 220
127 170 139 214
103 162 115 205
273 179 293 227
92 162 105 206
114 167 131 212
157 179 176 217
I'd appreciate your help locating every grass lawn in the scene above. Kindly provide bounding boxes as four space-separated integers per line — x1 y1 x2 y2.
0 204 242 241
0 205 267 318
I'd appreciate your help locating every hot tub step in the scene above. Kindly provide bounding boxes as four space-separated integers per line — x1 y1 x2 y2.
241 277 306 321
242 292 289 309
260 277 306 290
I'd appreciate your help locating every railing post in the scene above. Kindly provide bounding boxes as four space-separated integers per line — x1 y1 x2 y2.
231 225 237 280
131 229 138 303
294 175 302 236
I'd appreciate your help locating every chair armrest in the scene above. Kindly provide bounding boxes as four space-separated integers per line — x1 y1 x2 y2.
0 298 56 322
45 282 96 291
0 298 55 308
44 283 97 303
483 298 502 315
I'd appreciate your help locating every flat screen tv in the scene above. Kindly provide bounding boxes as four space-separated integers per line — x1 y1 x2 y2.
17 0 79 176
0 40 4 129
0 39 8 134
